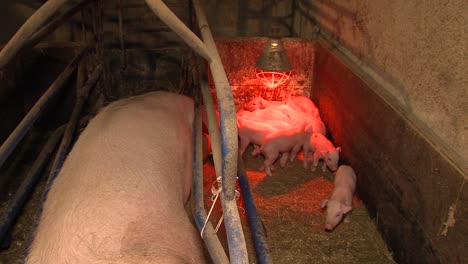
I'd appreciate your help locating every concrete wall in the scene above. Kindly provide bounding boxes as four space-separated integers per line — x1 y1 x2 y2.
293 0 467 163
313 42 468 264
204 0 295 37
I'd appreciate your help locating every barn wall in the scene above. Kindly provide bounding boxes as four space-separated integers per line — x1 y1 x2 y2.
312 40 467 264
293 0 467 164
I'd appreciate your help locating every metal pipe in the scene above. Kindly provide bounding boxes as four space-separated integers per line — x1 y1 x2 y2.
45 62 102 189
198 61 229 254
191 1 247 262
0 46 88 170
144 0 212 62
238 159 272 264
0 0 85 69
0 126 65 245
199 57 249 263
191 0 238 201
192 88 229 264
199 68 222 187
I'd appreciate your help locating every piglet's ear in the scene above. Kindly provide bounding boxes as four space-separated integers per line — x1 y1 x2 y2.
341 204 352 214
259 99 266 109
336 147 341 152
321 199 328 209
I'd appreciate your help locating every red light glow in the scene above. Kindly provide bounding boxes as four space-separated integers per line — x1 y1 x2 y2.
255 69 292 88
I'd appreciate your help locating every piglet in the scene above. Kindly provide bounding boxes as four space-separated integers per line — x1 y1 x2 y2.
304 132 340 172
237 110 291 130
248 108 291 123
243 96 285 111
321 165 357 231
286 96 320 118
289 111 326 135
237 116 278 157
257 123 311 176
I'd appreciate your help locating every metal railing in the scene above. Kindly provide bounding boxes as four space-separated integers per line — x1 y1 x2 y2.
0 1 271 263
0 0 99 251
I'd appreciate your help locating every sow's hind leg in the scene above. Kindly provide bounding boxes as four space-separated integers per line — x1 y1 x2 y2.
25 91 205 264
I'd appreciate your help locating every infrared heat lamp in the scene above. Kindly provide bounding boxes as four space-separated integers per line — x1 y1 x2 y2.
255 38 292 88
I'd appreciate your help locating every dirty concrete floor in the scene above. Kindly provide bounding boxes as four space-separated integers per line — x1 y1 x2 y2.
202 145 396 264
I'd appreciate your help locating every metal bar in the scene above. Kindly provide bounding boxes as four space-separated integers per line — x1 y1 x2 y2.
0 46 88 170
45 62 102 190
144 0 212 62
0 126 65 245
191 1 247 262
0 0 89 69
199 65 222 188
191 0 238 201
199 51 248 263
192 85 230 264
238 159 272 264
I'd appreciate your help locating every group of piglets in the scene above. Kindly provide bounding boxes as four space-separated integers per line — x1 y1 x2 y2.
238 96 357 231
237 96 341 176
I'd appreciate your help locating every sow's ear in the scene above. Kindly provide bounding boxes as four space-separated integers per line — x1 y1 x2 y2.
321 199 329 209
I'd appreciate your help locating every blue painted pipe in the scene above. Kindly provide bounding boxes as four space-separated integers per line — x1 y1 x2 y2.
191 1 248 261
192 90 229 264
0 126 65 245
0 47 87 170
238 159 273 264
